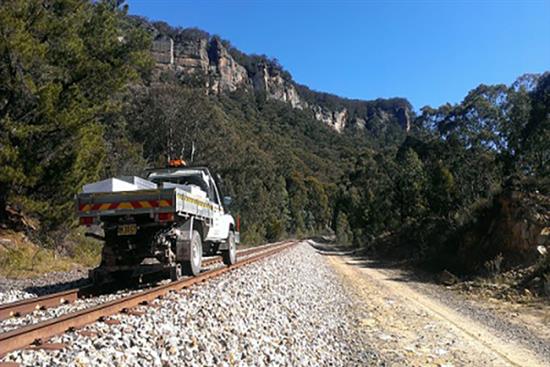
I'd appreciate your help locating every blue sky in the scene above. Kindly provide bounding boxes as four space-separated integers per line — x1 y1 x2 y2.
127 0 550 110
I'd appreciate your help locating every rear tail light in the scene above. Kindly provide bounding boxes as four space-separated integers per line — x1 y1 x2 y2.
158 212 174 222
79 217 95 226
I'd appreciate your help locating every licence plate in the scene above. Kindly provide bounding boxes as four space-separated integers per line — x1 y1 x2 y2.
117 224 137 236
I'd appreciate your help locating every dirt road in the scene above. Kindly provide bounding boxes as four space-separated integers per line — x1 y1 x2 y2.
323 250 549 366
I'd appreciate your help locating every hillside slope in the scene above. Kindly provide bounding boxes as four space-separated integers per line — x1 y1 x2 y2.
0 2 547 289
113 17 417 244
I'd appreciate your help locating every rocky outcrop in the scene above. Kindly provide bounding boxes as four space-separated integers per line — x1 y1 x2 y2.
313 106 348 133
151 35 173 65
252 63 305 109
207 38 250 93
353 117 366 130
172 36 209 73
152 33 313 112
149 26 413 135
152 35 249 93
395 106 411 132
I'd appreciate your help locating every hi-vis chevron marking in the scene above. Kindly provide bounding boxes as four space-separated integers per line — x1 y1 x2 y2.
176 194 214 210
79 200 172 212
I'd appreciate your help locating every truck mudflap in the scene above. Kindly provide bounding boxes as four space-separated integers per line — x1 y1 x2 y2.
175 217 195 262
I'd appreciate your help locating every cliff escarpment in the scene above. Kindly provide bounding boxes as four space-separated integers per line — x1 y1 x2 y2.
144 21 412 137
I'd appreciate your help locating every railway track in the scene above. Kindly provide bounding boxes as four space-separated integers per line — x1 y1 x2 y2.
0 240 297 358
0 241 285 321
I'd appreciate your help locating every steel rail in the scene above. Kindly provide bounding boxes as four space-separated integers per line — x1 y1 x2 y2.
0 240 297 357
0 241 287 321
0 287 92 321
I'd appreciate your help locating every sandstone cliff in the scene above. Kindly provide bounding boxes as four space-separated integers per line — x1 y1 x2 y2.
147 22 412 135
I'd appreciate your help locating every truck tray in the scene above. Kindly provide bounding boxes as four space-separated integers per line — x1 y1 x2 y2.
76 188 214 220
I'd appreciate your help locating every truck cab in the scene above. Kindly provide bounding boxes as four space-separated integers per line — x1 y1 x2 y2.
146 166 238 245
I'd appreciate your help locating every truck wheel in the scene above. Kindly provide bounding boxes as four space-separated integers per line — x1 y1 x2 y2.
182 230 202 276
222 231 237 266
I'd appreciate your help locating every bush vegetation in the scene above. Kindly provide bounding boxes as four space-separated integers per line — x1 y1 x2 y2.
0 1 547 277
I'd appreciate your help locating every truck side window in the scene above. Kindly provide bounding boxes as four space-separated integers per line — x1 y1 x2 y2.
206 178 215 203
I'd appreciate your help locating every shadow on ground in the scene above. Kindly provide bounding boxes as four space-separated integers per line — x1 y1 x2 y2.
23 277 90 297
307 239 442 286
21 270 168 298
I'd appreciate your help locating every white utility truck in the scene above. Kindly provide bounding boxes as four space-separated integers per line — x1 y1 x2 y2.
76 160 238 284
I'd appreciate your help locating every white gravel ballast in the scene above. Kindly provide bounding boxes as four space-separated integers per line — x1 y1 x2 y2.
2 242 378 366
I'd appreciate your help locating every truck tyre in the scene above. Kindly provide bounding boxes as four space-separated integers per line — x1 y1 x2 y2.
222 231 237 266
182 230 202 276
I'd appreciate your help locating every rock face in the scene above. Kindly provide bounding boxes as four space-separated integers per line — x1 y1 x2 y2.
173 36 209 72
207 38 250 93
151 35 173 65
353 117 367 130
153 35 249 93
395 106 412 132
313 106 348 133
252 62 305 109
150 27 413 135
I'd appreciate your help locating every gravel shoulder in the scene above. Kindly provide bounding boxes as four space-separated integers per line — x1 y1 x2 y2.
324 250 550 366
4 241 547 366
0 269 89 304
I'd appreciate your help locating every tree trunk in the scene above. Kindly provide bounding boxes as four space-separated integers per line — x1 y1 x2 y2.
0 187 7 223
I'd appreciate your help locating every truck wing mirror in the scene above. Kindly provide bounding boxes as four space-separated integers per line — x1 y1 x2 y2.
223 196 233 207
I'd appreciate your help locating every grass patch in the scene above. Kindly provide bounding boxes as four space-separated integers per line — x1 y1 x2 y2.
0 229 102 278
0 237 74 278
67 233 102 268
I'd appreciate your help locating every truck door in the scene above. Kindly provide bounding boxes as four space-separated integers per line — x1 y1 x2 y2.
206 177 226 241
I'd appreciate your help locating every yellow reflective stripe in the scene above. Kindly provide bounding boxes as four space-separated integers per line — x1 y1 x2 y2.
80 196 216 213
159 200 171 207
117 202 133 210
176 194 214 210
